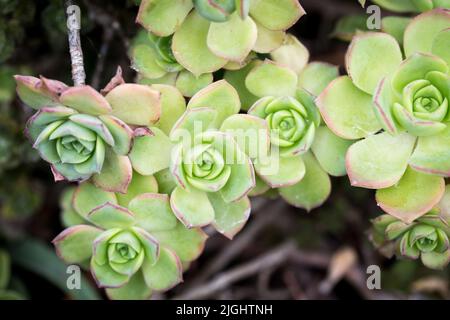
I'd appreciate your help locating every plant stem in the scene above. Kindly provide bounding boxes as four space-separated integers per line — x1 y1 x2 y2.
66 0 86 86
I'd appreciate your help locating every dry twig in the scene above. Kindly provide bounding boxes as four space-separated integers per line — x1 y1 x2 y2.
174 241 297 300
66 1 86 86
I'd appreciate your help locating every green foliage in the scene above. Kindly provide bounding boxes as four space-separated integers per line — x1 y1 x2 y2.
370 202 450 270
54 177 207 299
317 9 450 224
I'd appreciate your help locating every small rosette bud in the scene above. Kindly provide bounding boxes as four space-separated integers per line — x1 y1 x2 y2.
370 209 450 270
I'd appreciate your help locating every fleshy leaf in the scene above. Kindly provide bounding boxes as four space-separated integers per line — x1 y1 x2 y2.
421 250 450 270
88 203 135 229
410 126 450 176
331 14 368 42
152 223 207 262
373 77 399 135
26 106 77 140
209 193 251 239
404 9 450 57
138 73 178 87
217 134 255 202
381 16 411 45
207 13 257 62
224 60 261 110
220 114 270 160
170 186 215 228
61 187 86 227
175 71 213 98
255 152 305 187
346 132 416 189
14 75 62 109
245 61 297 97
270 34 309 75
249 174 270 196
311 126 353 177
73 182 118 219
154 169 177 195
187 80 241 128
106 271 152 300
53 225 102 264
316 76 382 139
91 259 129 288
151 84 186 135
170 108 217 143
116 173 159 208
432 28 450 68
60 86 111 115
399 233 420 259
253 21 285 53
132 227 159 264
172 12 228 76
346 32 402 94
142 247 182 291
99 115 134 155
105 84 161 126
371 0 418 12
92 150 132 194
131 44 166 79
129 127 173 176
376 167 445 223
278 152 331 211
129 193 178 232
249 0 305 31
136 0 193 37
298 62 339 97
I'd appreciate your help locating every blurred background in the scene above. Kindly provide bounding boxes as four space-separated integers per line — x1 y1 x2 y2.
0 0 448 300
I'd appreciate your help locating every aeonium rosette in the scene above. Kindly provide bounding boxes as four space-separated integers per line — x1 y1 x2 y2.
136 0 305 76
370 185 450 270
317 9 450 222
128 80 265 239
131 30 214 98
225 56 351 211
54 176 207 300
14 69 162 193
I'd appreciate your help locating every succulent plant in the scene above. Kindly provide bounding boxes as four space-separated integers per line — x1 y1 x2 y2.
54 177 207 300
371 0 450 13
14 72 163 193
223 35 350 210
129 80 259 238
136 0 305 76
131 29 213 97
317 9 450 222
370 186 450 270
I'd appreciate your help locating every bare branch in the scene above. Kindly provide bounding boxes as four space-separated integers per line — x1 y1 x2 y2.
66 1 86 86
174 241 297 300
186 199 285 287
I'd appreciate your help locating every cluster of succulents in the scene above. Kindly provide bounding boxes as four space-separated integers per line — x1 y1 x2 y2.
318 9 450 221
318 8 450 268
132 0 306 95
55 180 207 299
10 1 450 299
